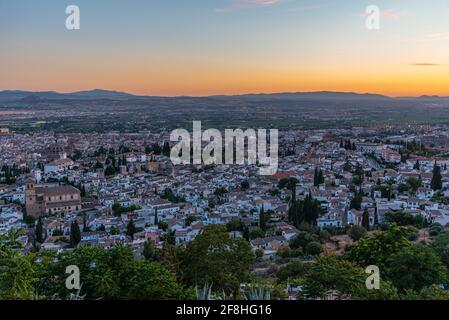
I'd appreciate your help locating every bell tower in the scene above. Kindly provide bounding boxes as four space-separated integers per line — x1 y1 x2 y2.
25 177 39 217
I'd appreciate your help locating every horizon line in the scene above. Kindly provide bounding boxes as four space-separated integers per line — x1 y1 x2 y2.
1 88 448 99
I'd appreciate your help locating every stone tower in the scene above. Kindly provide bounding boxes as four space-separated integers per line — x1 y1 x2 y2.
25 177 40 217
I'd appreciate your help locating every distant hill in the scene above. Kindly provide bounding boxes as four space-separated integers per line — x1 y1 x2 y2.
212 91 392 101
0 89 137 102
1 89 448 103
67 89 138 99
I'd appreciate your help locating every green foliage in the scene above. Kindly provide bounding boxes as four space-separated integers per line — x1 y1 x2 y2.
276 260 307 282
386 244 448 292
35 217 43 243
243 286 271 300
214 187 228 196
185 215 198 226
24 215 35 227
350 194 363 210
152 218 166 231
406 177 422 193
289 194 320 228
181 225 254 295
297 255 399 300
161 188 184 203
383 211 427 228
52 229 63 237
348 225 367 241
259 206 267 232
226 219 245 232
104 165 116 176
429 223 444 237
401 285 449 300
250 227 265 239
431 231 449 269
69 220 81 248
276 247 303 260
0 237 192 300
278 177 298 190
305 241 322 255
240 180 250 190
344 225 410 269
143 240 156 261
361 208 370 230
313 167 325 187
126 219 137 240
431 163 443 191
112 203 140 216
289 230 320 252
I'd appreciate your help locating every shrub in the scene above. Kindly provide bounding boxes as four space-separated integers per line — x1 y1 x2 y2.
305 241 322 255
348 225 367 241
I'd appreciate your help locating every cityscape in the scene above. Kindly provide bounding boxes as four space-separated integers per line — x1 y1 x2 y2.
1 0 449 306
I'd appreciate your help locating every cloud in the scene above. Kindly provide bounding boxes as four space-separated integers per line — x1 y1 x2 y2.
283 3 329 12
425 32 449 41
380 9 407 20
214 0 284 13
410 63 443 67
356 8 407 20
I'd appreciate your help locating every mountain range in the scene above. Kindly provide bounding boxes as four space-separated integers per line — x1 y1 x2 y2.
1 89 448 103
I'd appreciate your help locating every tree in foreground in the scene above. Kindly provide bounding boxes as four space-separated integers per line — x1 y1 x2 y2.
344 225 410 269
386 244 448 292
298 254 399 300
12 244 193 300
143 239 156 261
181 225 254 295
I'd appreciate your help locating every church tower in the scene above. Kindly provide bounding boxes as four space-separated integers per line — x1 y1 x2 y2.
25 177 40 217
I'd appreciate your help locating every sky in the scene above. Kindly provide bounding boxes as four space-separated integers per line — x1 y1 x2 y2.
0 0 449 96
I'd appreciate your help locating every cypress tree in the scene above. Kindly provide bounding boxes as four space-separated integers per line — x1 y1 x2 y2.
70 220 81 248
431 162 442 191
318 169 324 185
162 142 171 156
414 160 420 170
259 205 266 231
362 208 370 230
373 206 379 228
243 225 250 241
313 167 319 186
154 207 159 226
35 216 43 243
126 219 137 241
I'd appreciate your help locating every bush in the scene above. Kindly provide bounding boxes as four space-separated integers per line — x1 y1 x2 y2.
348 225 367 241
305 241 322 255
276 260 307 282
276 246 303 259
289 231 319 250
406 230 419 241
383 211 427 228
429 223 444 236
319 229 331 242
